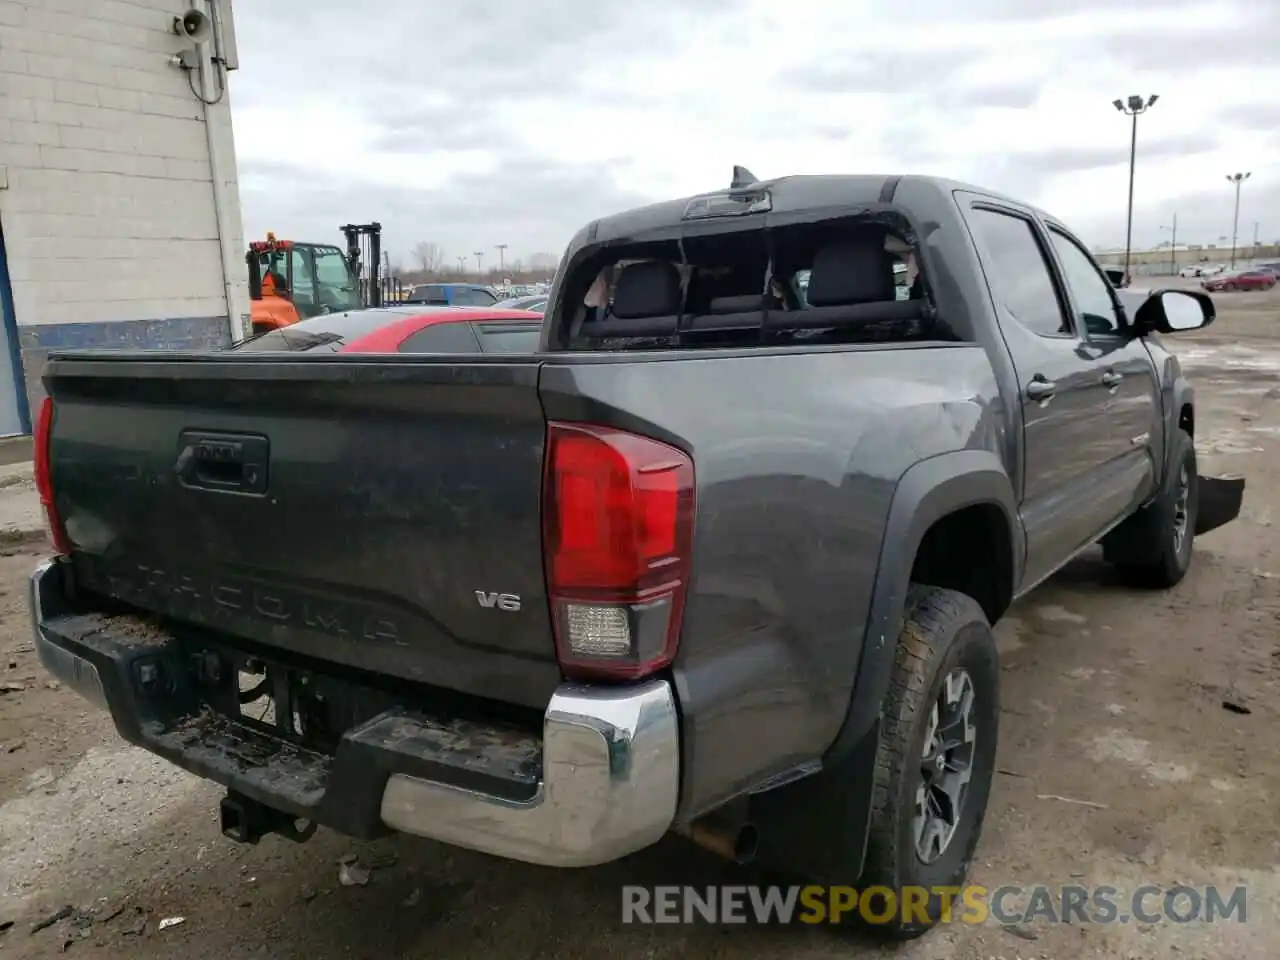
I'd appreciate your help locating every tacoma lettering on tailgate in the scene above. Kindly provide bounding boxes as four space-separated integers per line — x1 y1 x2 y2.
78 558 403 645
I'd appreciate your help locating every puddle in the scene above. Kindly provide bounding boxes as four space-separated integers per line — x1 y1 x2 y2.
1216 386 1272 396
1176 343 1280 374
1198 428 1266 455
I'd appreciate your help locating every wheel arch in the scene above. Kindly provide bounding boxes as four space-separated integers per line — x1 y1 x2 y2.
829 450 1021 764
1168 378 1195 478
750 451 1020 885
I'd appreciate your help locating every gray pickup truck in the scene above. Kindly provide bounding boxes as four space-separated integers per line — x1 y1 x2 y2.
28 170 1243 938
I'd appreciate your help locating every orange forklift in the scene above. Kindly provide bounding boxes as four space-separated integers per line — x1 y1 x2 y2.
246 223 386 335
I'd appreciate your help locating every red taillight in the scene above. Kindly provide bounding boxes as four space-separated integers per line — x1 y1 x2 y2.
542 422 695 681
34 397 72 555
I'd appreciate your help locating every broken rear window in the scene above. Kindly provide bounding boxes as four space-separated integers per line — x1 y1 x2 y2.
554 215 951 351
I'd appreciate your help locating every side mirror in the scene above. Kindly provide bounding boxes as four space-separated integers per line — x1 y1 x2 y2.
1132 289 1214 335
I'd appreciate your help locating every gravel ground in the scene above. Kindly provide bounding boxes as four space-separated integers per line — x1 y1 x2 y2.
1 285 1278 959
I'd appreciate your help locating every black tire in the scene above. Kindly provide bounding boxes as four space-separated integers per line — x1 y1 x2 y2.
858 584 1000 940
1110 428 1198 588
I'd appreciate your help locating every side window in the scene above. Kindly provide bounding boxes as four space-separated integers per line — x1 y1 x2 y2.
290 248 316 309
406 286 446 304
474 322 541 353
454 288 497 306
967 208 1070 338
398 322 481 353
1048 229 1121 336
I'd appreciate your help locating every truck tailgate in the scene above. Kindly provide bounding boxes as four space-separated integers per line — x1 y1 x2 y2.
44 354 560 709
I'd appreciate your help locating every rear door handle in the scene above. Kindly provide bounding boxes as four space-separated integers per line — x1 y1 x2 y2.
1026 377 1056 402
1101 371 1123 388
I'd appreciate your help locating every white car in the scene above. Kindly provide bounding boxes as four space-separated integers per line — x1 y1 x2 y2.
1178 265 1202 278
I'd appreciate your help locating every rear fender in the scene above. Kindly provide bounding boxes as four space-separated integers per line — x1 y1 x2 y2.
834 449 1020 756
751 450 1019 881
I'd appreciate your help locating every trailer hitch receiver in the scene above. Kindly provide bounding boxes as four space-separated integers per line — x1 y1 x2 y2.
220 791 318 845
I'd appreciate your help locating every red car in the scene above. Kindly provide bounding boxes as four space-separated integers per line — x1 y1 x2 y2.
230 306 543 354
1201 270 1277 293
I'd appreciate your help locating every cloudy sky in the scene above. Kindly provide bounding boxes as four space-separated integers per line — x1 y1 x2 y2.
229 0 1278 271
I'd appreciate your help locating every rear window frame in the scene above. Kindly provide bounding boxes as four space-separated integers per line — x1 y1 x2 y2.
548 208 944 351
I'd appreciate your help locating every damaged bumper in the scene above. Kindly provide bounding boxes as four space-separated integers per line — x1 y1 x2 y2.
28 557 680 867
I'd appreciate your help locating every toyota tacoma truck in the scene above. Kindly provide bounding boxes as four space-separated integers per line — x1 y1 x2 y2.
28 171 1244 938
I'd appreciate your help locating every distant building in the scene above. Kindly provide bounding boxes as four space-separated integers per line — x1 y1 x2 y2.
0 0 247 435
1094 242 1279 273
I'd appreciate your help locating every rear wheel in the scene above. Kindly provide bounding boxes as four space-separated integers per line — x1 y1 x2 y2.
856 585 999 940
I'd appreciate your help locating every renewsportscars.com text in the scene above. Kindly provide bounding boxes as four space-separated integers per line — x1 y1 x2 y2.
620 884 1247 926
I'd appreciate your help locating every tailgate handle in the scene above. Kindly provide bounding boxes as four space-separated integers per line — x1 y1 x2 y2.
176 431 270 495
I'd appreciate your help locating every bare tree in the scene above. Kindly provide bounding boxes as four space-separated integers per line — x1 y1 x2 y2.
411 241 445 275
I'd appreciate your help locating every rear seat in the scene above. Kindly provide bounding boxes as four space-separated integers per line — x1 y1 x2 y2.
578 240 926 343
579 260 682 338
683 294 768 332
772 235 924 331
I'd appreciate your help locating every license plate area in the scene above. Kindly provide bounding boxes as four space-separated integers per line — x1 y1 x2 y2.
185 641 403 754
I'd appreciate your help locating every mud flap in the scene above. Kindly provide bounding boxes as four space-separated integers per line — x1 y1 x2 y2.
1195 474 1245 536
749 718 879 884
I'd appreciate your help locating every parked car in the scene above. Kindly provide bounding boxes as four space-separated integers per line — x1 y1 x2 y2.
403 282 499 307
493 295 548 313
29 172 1245 941
1201 269 1277 293
229 306 543 355
1178 264 1203 278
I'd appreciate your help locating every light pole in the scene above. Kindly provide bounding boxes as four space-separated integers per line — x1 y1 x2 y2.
495 243 507 276
1160 212 1177 276
1113 94 1159 286
473 251 484 275
456 255 466 275
1226 172 1250 269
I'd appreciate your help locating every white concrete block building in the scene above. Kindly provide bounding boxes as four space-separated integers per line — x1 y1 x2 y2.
0 0 248 435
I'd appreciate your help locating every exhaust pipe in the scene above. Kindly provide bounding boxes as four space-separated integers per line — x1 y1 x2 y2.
677 808 759 864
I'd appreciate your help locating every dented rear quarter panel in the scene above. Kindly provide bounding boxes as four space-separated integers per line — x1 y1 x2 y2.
539 343 1007 815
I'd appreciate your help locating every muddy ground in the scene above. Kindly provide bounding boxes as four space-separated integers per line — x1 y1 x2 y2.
1 283 1278 959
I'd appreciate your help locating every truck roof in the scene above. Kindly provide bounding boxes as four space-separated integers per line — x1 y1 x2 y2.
581 173 1052 246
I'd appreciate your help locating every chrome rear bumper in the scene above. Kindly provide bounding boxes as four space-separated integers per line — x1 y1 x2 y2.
30 556 680 867
381 680 680 866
